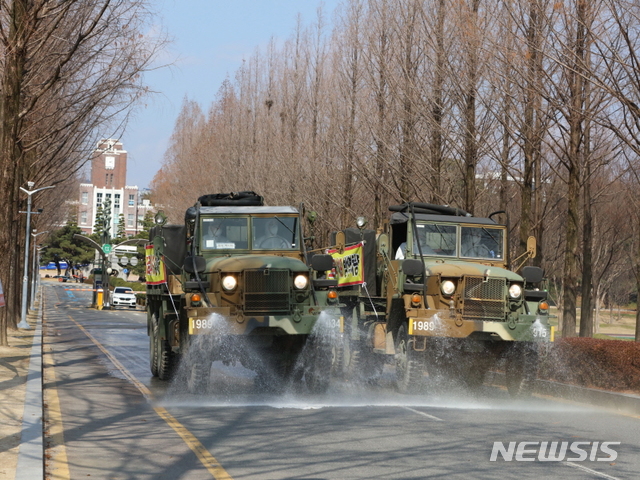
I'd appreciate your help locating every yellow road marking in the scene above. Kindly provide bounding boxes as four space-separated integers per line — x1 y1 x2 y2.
43 347 71 480
61 314 233 479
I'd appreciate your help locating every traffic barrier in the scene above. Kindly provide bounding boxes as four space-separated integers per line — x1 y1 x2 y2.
96 289 103 310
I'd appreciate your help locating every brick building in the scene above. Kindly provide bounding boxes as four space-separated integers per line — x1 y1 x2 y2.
78 139 153 236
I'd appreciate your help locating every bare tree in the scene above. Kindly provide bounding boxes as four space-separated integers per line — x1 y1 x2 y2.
0 0 165 344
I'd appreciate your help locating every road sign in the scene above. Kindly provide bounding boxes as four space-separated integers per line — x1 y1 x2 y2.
119 256 129 265
130 257 138 266
102 244 112 254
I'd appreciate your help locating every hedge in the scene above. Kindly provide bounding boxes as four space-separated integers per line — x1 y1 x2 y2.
538 338 640 393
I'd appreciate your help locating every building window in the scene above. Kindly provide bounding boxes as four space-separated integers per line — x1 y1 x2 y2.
80 211 87 224
96 192 103 207
81 192 88 205
114 194 120 207
129 194 135 206
106 193 111 199
127 214 134 227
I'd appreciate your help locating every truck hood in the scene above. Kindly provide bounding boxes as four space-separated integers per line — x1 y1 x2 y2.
423 259 523 282
206 254 310 273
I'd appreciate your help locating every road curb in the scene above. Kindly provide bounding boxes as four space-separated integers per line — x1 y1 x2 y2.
15 288 44 480
491 372 640 416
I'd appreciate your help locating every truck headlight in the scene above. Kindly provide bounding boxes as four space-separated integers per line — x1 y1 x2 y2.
509 283 523 299
441 280 456 296
222 275 237 291
294 274 308 289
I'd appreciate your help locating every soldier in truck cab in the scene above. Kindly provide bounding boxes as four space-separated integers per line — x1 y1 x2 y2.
395 227 436 259
203 218 231 248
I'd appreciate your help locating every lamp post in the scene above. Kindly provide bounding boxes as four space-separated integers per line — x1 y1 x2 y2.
18 182 55 329
30 230 48 310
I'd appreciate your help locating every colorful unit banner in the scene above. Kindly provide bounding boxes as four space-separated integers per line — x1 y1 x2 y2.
145 245 166 285
0 277 5 307
328 242 364 286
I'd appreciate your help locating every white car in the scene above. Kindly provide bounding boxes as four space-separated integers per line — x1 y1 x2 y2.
111 287 137 308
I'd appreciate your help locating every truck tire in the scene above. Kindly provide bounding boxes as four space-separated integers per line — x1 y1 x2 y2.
505 343 538 398
346 342 384 384
155 321 175 381
331 333 345 378
150 314 159 377
305 335 332 394
187 360 209 394
395 324 426 393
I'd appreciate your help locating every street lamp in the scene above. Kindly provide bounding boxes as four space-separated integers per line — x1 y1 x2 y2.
18 182 55 329
30 230 48 310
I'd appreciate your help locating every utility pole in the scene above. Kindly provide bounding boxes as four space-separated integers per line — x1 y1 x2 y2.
18 182 54 329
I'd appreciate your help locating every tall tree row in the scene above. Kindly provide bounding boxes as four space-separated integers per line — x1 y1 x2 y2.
0 0 164 345
151 0 640 339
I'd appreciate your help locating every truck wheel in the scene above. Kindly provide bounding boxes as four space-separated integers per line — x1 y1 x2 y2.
149 315 159 377
155 321 175 381
395 324 426 393
505 344 538 398
464 360 490 390
331 334 346 378
305 336 332 394
187 360 209 394
347 343 384 384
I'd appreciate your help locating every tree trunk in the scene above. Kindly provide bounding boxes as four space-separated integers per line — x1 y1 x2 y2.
579 129 593 337
430 0 446 204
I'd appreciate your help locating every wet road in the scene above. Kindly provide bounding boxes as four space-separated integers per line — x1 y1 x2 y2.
42 282 639 479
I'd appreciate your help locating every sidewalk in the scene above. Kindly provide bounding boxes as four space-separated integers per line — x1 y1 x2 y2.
0 296 43 480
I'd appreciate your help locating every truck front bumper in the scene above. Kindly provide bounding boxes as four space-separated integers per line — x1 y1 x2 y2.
187 306 343 336
406 309 552 342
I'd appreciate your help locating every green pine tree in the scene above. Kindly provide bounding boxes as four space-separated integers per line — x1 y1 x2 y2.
40 220 97 278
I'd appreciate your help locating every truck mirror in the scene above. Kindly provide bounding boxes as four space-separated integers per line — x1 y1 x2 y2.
184 255 206 274
402 259 423 276
311 254 334 272
377 233 389 256
527 236 537 259
335 231 345 254
522 266 544 284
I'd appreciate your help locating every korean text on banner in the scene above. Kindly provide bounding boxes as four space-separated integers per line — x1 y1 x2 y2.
328 242 364 286
145 245 166 285
0 277 5 307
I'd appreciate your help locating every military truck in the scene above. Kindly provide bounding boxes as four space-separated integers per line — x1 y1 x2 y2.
145 192 340 393
328 202 552 396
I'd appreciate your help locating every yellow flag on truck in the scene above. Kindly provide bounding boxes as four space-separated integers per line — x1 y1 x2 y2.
145 245 166 285
328 242 364 286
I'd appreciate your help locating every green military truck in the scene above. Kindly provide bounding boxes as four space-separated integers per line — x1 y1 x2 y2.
145 192 341 393
328 202 552 396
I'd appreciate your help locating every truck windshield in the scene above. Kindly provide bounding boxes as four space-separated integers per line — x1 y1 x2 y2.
252 216 298 250
201 217 249 250
460 226 504 259
414 223 457 256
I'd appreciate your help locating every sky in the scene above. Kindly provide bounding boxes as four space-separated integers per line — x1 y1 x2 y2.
120 0 342 191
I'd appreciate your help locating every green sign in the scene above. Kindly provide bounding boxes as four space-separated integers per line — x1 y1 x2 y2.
102 244 112 254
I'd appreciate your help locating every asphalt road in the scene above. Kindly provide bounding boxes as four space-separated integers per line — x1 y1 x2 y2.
42 283 640 480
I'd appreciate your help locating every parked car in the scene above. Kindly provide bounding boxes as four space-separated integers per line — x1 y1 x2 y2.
111 287 137 309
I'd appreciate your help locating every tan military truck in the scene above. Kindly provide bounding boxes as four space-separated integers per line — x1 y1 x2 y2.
329 202 552 396
146 192 341 393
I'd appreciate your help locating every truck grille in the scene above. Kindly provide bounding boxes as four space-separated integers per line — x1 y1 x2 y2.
244 269 290 312
461 277 506 321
